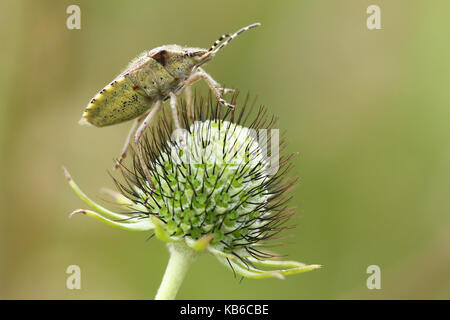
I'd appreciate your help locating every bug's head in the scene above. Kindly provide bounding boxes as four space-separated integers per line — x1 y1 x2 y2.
194 23 261 67
184 48 209 66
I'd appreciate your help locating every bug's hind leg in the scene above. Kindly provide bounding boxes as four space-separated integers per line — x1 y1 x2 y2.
134 99 162 143
114 114 147 169
132 100 163 184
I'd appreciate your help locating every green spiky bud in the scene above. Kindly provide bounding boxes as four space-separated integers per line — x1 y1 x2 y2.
139 119 273 252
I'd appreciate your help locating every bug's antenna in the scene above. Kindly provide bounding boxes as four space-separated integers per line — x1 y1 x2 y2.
211 23 261 55
208 33 231 52
200 23 261 64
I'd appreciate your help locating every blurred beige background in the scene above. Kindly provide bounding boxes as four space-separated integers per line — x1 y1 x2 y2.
0 0 449 299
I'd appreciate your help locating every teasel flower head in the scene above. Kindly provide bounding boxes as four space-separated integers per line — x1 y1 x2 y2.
64 93 321 298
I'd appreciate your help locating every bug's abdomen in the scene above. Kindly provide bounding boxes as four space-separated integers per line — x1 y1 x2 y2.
81 76 153 127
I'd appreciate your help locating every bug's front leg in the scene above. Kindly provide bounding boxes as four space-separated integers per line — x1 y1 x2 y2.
197 68 235 96
185 68 235 109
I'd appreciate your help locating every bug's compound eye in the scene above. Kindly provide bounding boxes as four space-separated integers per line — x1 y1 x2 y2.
193 50 207 56
193 50 207 57
151 49 169 66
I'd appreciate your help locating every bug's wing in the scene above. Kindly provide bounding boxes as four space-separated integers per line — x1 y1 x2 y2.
79 73 153 127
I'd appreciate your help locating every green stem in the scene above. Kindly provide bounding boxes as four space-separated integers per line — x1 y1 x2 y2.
154 242 199 300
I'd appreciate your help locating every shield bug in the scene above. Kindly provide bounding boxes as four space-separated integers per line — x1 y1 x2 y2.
79 23 261 168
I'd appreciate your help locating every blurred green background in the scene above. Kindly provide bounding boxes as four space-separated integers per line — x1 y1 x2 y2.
0 0 449 299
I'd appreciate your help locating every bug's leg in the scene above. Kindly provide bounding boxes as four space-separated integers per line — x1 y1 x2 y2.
184 68 234 96
198 68 235 96
169 92 189 147
194 68 235 109
134 100 162 143
114 112 148 169
134 100 162 184
170 92 181 131
218 87 235 95
185 85 194 123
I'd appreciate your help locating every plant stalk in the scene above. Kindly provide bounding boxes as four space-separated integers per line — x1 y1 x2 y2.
154 242 198 300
